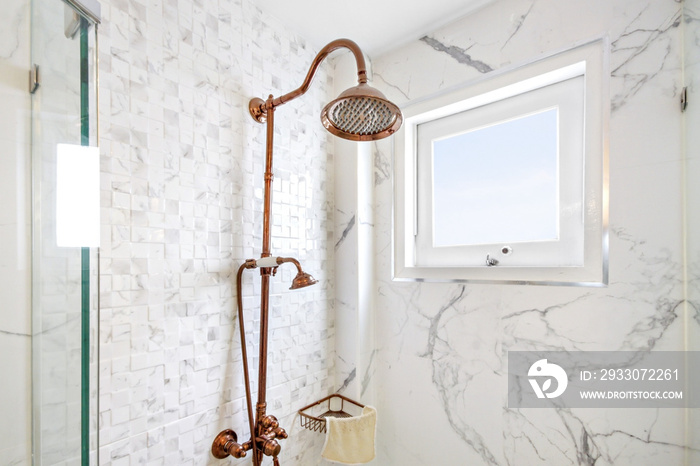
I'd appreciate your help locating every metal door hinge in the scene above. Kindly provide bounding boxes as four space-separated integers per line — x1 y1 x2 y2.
29 64 40 94
681 86 688 112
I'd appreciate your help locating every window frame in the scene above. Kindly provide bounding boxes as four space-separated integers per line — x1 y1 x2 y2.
392 38 609 286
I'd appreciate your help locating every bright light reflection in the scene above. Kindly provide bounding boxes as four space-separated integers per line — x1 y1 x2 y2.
56 143 100 247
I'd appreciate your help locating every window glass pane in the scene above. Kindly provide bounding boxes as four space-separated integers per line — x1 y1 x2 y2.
432 108 559 247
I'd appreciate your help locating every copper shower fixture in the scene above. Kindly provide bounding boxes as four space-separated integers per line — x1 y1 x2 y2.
248 38 403 141
211 38 402 465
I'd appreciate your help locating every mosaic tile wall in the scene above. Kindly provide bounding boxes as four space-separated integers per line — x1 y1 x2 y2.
96 0 336 463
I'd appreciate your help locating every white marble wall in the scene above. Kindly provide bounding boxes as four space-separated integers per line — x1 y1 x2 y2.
685 0 700 447
0 0 32 463
97 0 336 464
363 0 697 464
687 0 700 343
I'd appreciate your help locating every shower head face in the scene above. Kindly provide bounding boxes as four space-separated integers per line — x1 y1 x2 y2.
290 271 318 290
321 83 403 141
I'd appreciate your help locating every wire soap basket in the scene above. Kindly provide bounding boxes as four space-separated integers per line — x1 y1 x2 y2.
298 394 365 433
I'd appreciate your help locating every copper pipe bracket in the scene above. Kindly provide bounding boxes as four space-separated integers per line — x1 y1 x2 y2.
249 97 267 123
211 429 247 459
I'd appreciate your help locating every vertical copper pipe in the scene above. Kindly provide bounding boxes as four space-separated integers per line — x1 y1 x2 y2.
258 96 275 405
255 273 270 466
256 95 275 466
257 272 270 405
262 96 275 257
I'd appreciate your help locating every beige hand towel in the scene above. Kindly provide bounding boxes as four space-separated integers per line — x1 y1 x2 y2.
322 405 376 464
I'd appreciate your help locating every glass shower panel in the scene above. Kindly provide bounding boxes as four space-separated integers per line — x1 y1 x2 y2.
31 0 98 464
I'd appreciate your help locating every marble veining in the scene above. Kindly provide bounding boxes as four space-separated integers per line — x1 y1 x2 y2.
337 365 356 393
360 348 376 397
610 7 682 112
419 36 494 74
0 0 24 59
0 328 30 338
501 2 535 52
373 145 391 187
418 286 499 465
372 71 411 102
416 230 685 462
334 212 355 251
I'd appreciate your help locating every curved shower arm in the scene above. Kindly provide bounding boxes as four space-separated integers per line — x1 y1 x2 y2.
271 39 368 109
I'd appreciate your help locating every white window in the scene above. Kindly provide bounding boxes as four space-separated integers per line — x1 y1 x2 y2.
393 39 608 285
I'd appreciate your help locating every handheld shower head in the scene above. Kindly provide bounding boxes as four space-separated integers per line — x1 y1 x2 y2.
248 256 318 290
321 83 403 141
290 271 318 290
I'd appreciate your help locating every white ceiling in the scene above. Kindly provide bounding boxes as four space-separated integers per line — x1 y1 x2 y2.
255 0 495 58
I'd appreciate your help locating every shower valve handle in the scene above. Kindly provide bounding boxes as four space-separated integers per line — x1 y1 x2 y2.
211 429 247 459
260 414 280 429
259 438 281 457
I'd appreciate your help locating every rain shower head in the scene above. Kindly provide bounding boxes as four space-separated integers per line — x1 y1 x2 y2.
248 39 403 141
321 83 402 141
